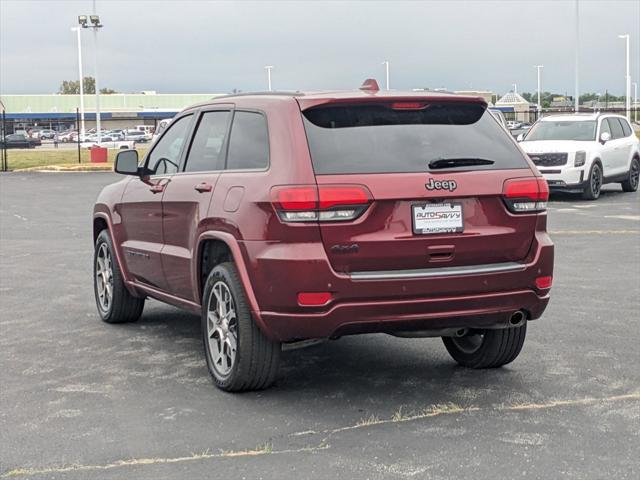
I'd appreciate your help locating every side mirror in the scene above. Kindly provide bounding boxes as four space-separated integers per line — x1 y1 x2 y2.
599 132 611 144
114 149 139 175
516 133 525 142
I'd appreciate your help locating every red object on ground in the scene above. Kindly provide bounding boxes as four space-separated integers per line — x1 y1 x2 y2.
90 147 108 163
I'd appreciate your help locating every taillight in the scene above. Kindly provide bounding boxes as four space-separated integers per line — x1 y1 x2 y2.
271 184 372 223
503 177 549 213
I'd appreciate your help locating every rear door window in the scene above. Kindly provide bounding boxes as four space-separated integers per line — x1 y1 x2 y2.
618 118 632 137
184 111 231 172
608 118 625 139
302 103 529 174
226 111 269 170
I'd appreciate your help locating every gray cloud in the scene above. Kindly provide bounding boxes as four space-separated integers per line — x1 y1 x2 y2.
1 0 639 96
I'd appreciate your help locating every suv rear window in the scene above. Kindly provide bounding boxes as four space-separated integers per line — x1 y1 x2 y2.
302 103 528 174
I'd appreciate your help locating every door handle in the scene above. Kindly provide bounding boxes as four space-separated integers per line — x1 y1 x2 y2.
149 184 165 194
194 182 213 193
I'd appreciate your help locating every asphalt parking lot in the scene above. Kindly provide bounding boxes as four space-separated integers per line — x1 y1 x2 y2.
1 173 638 479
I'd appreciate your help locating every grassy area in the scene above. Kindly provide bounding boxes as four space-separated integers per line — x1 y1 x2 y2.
2 147 149 170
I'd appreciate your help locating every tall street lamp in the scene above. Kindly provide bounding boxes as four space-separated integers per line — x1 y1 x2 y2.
574 0 580 112
618 34 631 120
633 82 638 123
71 26 86 140
382 61 390 91
79 12 103 142
535 65 544 112
264 65 274 91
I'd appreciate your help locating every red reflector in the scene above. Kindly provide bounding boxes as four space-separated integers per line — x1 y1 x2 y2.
535 276 553 289
272 186 317 210
297 292 332 306
391 102 426 110
318 185 371 209
503 177 549 201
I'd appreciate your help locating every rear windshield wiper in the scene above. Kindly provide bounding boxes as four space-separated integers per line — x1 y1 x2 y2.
428 157 495 169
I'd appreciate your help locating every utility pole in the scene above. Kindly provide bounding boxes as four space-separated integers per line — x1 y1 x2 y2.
382 61 390 91
264 65 274 91
535 65 544 111
633 82 638 123
574 0 580 112
618 34 631 120
78 11 103 142
71 26 86 140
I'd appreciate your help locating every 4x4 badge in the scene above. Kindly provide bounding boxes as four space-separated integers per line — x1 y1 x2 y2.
426 178 457 192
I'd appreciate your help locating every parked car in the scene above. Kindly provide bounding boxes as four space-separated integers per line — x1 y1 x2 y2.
58 130 77 143
1 133 36 148
519 113 639 199
94 83 554 392
38 129 57 140
85 134 116 143
506 120 522 130
124 130 150 142
104 131 125 141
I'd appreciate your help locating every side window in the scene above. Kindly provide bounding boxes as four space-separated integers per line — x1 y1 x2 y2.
608 118 624 139
600 119 612 137
226 111 269 170
184 111 231 172
619 118 632 137
146 115 192 174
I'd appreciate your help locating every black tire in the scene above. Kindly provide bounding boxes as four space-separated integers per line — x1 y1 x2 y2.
621 157 639 192
582 162 603 200
93 229 144 324
202 262 280 392
442 323 527 369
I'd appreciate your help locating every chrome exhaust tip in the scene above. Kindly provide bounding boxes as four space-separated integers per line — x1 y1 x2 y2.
509 310 526 326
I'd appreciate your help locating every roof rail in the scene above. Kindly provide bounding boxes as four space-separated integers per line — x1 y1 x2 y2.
210 91 305 100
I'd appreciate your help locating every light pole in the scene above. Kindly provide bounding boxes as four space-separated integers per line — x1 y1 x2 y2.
618 34 631 120
512 83 517 94
574 0 580 112
71 26 86 140
633 82 638 123
382 61 390 90
264 66 274 91
535 65 544 112
79 12 103 142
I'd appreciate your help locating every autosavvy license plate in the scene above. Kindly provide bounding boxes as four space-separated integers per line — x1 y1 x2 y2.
412 203 464 234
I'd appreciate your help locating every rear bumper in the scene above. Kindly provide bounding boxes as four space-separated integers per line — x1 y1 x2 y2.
240 230 553 342
262 289 549 340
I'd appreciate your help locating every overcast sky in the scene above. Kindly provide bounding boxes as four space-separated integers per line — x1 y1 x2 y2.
1 0 638 96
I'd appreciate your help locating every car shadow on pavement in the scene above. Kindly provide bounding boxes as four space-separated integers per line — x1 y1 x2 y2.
132 304 527 406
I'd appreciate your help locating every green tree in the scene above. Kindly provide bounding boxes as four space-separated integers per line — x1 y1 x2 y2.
58 76 115 94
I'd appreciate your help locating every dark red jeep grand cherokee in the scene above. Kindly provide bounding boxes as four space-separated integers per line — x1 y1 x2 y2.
93 82 553 391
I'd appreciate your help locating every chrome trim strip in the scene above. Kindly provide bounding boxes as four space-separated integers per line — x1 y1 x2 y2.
349 262 526 280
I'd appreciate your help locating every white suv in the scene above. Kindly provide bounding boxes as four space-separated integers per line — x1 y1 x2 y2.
519 113 639 199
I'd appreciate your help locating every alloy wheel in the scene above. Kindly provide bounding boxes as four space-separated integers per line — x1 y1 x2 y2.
206 281 238 376
591 165 602 196
630 160 639 190
95 243 113 312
